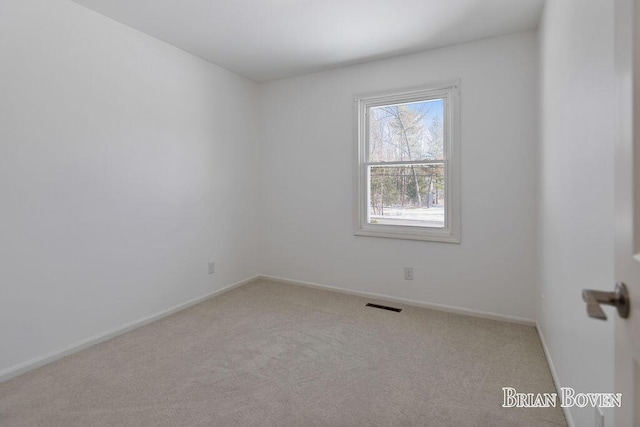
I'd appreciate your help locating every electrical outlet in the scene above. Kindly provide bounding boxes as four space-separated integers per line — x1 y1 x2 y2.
594 407 604 427
404 267 413 280
208 262 215 275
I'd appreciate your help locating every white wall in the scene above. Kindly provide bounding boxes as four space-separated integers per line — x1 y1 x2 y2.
259 32 539 321
538 1 615 426
0 0 260 375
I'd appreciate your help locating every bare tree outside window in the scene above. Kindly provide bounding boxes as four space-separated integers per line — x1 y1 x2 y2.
368 99 445 228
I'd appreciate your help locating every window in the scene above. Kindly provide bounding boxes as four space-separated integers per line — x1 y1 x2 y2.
354 82 460 242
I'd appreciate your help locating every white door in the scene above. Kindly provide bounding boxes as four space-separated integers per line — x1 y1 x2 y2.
615 0 640 425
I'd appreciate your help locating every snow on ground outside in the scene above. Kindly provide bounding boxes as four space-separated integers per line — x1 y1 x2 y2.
371 206 445 228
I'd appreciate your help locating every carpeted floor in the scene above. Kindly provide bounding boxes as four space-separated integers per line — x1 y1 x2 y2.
0 279 566 426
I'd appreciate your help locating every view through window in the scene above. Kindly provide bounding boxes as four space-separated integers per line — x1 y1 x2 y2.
368 99 445 228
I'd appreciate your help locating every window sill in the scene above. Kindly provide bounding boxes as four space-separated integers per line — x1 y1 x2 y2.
354 225 460 243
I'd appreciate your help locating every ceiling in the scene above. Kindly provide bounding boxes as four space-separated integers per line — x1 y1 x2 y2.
70 0 544 82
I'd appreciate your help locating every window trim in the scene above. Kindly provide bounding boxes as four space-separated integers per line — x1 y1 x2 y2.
354 81 461 243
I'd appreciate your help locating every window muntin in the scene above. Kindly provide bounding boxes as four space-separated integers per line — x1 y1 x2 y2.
355 83 460 242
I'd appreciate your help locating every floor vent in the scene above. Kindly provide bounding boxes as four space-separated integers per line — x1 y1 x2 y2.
366 303 402 312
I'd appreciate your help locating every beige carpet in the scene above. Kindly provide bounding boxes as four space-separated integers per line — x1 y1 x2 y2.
0 279 566 426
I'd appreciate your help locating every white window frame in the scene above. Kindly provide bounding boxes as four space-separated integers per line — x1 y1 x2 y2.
354 81 461 243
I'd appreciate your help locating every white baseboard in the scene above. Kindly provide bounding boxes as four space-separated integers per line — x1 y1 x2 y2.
258 274 536 326
1 274 537 383
0 276 259 383
536 325 574 427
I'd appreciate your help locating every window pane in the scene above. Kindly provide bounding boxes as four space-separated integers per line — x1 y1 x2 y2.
369 164 445 228
368 99 444 162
